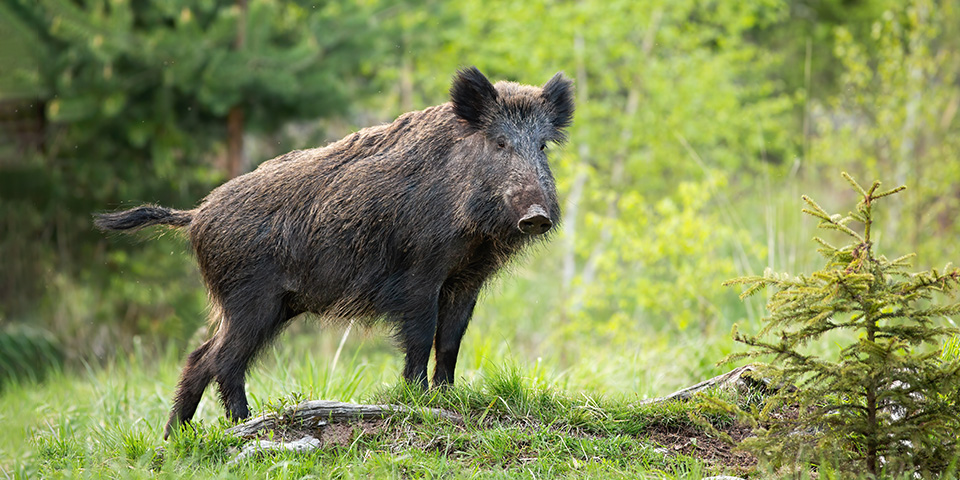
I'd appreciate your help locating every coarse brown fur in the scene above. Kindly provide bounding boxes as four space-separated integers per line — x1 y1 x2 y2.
94 67 574 439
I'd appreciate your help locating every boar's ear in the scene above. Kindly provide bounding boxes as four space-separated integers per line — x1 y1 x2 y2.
542 72 575 132
451 66 498 130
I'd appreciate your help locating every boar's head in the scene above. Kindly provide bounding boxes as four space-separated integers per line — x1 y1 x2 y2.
450 67 574 238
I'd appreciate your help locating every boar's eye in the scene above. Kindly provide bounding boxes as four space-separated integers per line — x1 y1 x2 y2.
497 140 506 149
539 143 547 151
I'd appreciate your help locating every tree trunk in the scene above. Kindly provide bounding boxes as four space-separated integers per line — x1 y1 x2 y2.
225 0 247 179
226 106 245 178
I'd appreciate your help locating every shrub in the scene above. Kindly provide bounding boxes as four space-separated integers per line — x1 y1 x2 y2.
726 173 960 476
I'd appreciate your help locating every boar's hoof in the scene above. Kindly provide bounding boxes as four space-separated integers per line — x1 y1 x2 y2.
518 205 552 235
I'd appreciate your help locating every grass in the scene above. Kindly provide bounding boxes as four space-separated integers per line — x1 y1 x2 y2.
0 327 755 479
0 266 874 479
0 255 885 479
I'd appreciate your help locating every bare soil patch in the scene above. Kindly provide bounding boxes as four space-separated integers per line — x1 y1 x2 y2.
646 421 757 473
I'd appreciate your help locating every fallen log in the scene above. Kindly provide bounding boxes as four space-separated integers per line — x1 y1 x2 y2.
226 399 462 439
638 364 768 404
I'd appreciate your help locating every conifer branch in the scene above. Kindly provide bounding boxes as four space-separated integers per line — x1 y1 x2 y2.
841 171 867 197
818 220 864 242
889 253 916 268
800 195 831 221
873 185 907 200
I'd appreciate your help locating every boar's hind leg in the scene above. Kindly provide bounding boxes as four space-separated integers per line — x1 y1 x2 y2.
398 298 440 390
212 294 295 423
164 338 216 439
433 286 480 387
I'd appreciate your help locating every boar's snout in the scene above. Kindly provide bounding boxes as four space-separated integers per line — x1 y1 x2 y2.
518 204 552 235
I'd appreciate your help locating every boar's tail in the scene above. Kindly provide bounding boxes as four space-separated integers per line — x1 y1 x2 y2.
94 205 194 232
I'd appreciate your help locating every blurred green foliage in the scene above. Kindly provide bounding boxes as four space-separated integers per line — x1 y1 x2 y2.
0 324 63 387
1 0 959 392
808 0 960 262
0 0 401 363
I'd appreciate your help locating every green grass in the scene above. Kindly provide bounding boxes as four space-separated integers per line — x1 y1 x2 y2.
2 313 931 478
0 288 886 479
0 328 752 479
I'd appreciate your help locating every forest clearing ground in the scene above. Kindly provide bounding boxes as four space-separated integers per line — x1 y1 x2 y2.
212 368 763 477
214 401 758 476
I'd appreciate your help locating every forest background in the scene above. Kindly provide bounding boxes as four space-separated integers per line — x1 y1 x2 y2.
1 0 959 418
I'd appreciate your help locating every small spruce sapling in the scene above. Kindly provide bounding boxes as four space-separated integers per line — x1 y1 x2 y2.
724 173 960 477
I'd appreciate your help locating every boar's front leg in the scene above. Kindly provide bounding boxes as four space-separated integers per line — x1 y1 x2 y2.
432 285 480 387
398 296 440 390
